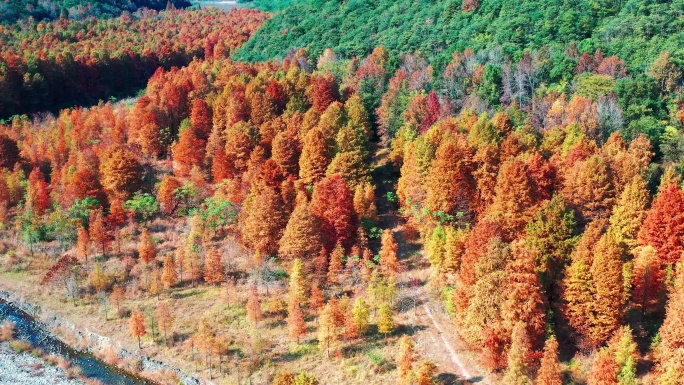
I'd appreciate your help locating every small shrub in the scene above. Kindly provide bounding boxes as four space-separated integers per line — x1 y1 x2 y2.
0 321 15 341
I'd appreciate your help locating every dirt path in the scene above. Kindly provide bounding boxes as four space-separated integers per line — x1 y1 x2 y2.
371 149 492 384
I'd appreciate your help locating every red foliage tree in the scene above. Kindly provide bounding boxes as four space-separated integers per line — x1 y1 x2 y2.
638 183 684 267
310 174 357 251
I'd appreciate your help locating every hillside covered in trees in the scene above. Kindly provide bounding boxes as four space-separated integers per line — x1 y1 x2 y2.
0 8 267 118
235 0 684 72
1 1 684 385
0 0 191 24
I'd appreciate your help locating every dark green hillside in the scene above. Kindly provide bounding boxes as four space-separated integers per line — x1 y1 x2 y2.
0 0 191 24
234 0 684 71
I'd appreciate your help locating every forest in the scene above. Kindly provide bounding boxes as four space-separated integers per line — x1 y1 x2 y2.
0 0 191 24
0 1 683 385
0 8 267 118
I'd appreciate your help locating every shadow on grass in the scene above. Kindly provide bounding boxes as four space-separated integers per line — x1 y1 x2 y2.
437 373 463 385
171 289 203 299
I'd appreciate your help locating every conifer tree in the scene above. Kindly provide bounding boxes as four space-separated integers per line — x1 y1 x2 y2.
631 245 663 316
535 336 562 385
351 297 370 336
488 158 535 234
161 254 178 289
287 302 307 343
377 302 395 338
157 175 182 216
130 309 147 349
504 241 547 350
279 197 323 261
310 174 357 250
525 194 577 293
658 266 684 363
588 348 619 385
138 228 156 263
76 225 90 265
502 323 533 385
89 208 110 257
203 249 225 285
241 185 289 256
563 154 615 222
327 243 344 285
272 129 301 177
318 301 338 358
379 229 400 278
638 183 684 267
414 359 437 385
609 176 650 252
289 258 307 306
155 302 173 345
396 335 416 385
425 134 474 218
100 145 143 200
299 128 331 186
110 284 124 314
247 286 263 326
589 231 624 347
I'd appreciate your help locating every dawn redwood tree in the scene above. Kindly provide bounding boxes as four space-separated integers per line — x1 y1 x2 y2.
279 198 323 261
161 254 178 288
588 348 619 385
609 176 649 252
377 302 395 338
189 99 212 141
203 249 225 285
318 301 338 358
240 185 288 257
563 155 615 222
307 73 339 113
299 128 331 186
631 245 663 316
425 134 475 219
288 258 307 306
27 168 50 216
525 194 577 301
379 229 400 278
130 310 147 349
503 241 547 350
327 243 344 285
488 158 535 235
138 228 156 263
89 208 110 257
173 125 206 177
155 302 173 346
659 268 684 363
310 174 357 251
502 323 534 385
535 336 562 385
589 231 624 347
247 286 263 325
414 359 437 385
287 302 307 343
351 297 370 336
157 175 182 216
638 183 684 267
110 284 124 314
396 335 416 385
99 145 143 200
272 129 301 177
76 225 90 265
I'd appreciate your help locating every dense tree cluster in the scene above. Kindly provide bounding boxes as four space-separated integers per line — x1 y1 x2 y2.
2 2 684 382
0 8 267 118
0 0 191 25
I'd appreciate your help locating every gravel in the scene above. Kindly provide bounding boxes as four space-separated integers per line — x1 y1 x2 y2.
0 342 85 385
